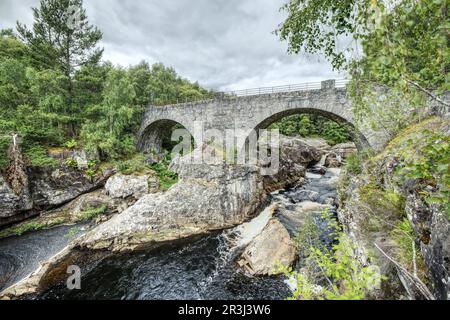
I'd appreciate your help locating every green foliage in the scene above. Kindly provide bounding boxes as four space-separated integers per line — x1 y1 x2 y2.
269 114 353 145
65 139 78 150
275 0 372 70
85 159 98 178
24 145 57 168
85 168 96 178
114 153 177 190
359 183 405 221
277 0 448 138
80 68 137 160
115 153 149 175
80 205 107 221
349 0 448 137
344 153 363 175
143 62 213 106
65 158 78 169
150 155 178 191
321 121 352 146
279 211 382 300
0 136 10 170
397 129 450 216
294 210 339 253
391 218 427 280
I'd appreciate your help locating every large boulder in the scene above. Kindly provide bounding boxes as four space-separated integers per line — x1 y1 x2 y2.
237 218 297 275
262 135 322 192
105 175 149 200
325 142 357 168
78 162 266 252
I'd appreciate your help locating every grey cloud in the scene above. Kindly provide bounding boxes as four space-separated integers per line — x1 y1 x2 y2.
0 0 339 90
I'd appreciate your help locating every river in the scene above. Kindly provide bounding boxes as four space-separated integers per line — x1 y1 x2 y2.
0 162 341 300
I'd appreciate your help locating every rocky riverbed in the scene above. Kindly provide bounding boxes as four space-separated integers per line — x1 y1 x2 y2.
0 137 355 300
32 163 343 300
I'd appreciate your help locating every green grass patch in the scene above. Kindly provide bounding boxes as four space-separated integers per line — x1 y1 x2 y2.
0 217 66 238
391 218 428 281
79 205 108 221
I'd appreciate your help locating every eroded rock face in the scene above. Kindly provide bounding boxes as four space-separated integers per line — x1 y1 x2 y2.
237 219 296 275
337 119 450 300
0 176 33 226
0 167 110 227
29 167 102 209
77 162 266 252
405 191 450 300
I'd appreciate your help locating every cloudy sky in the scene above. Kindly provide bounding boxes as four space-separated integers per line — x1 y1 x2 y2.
0 0 341 91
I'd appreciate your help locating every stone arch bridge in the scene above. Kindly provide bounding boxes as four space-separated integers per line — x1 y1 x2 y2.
137 79 384 154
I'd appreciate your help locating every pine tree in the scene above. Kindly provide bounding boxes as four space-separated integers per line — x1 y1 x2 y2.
16 0 103 77
16 0 103 136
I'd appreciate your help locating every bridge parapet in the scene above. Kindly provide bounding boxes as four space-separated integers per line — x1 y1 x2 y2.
149 79 351 109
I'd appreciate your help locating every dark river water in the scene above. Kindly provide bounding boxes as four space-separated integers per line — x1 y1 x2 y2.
1 164 340 300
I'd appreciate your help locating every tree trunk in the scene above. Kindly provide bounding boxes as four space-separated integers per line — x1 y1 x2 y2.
6 134 28 195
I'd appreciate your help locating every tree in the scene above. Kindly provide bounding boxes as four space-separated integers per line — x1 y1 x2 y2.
275 0 374 70
16 0 103 76
0 29 30 64
146 63 212 105
81 68 136 160
348 0 449 136
17 0 103 136
128 61 153 108
277 0 449 136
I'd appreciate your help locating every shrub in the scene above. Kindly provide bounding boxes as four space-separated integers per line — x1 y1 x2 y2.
85 168 96 179
150 158 178 191
65 139 78 150
344 153 363 175
0 136 10 170
358 184 405 220
397 129 450 216
65 158 78 169
279 210 382 300
321 121 352 146
24 144 57 168
278 233 382 300
115 153 148 175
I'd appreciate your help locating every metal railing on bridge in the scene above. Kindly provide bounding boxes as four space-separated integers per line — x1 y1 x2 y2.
221 78 350 98
161 79 351 105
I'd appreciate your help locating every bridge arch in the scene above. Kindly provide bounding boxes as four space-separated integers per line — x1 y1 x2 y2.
250 107 369 150
138 118 196 154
